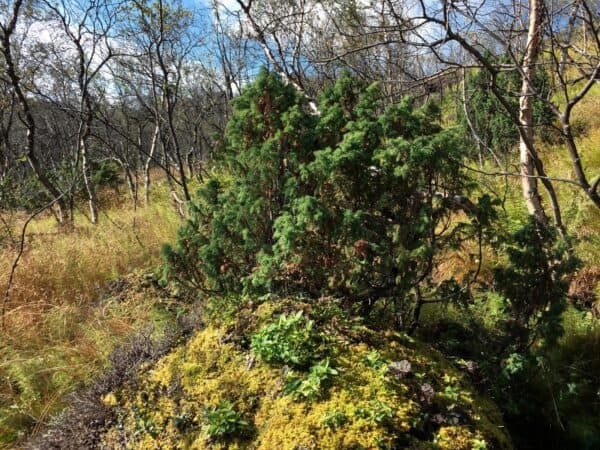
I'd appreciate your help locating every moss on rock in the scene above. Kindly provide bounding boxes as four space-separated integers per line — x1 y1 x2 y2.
100 299 512 450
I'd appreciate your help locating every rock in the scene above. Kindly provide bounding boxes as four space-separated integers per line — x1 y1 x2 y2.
420 383 435 405
388 359 412 378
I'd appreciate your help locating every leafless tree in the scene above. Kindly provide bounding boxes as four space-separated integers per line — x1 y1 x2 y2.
41 0 121 224
0 0 71 224
284 0 600 231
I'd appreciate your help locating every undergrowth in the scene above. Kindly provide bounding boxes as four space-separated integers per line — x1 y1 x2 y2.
3 72 600 450
93 297 512 450
0 181 181 447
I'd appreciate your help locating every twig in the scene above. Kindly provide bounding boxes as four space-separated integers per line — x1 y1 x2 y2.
1 194 65 330
461 163 583 188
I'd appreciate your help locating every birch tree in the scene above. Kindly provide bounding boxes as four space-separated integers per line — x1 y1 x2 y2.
0 0 70 224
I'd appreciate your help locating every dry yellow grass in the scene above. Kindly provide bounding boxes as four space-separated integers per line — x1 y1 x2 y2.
0 182 181 446
539 83 600 262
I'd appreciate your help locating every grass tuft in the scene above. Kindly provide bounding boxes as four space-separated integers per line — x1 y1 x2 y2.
0 182 181 447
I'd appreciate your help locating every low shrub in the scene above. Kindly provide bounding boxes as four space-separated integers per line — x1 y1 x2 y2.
162 69 495 331
203 400 249 440
250 311 323 368
283 358 338 401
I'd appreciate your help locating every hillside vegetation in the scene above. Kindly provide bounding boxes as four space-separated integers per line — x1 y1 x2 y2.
1 0 600 448
97 298 510 450
0 184 180 446
6 70 597 450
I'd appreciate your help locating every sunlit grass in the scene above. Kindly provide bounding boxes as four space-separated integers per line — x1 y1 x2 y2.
540 83 600 263
0 180 181 446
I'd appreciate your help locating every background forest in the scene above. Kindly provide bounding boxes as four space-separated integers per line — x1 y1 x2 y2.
0 0 599 449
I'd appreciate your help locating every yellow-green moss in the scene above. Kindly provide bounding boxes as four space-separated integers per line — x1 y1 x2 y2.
100 302 512 450
102 392 118 407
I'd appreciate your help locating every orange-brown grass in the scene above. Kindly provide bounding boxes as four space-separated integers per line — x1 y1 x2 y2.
0 182 181 447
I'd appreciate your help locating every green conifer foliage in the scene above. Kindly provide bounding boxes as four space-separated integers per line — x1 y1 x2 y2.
163 70 492 327
461 54 555 157
161 69 317 293
254 75 488 323
493 218 579 351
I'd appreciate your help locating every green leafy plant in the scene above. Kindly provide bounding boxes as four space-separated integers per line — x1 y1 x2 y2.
353 400 394 425
283 358 338 401
321 408 348 429
133 407 159 438
251 311 322 368
369 401 394 425
472 438 488 450
362 350 386 369
442 385 460 402
502 353 526 377
202 400 248 440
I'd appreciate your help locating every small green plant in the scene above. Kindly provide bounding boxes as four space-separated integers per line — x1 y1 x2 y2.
369 401 394 425
472 438 488 450
92 161 121 190
251 311 322 368
442 385 460 402
362 350 386 369
284 358 338 401
202 400 248 440
353 400 394 425
354 406 370 419
502 352 526 378
321 408 348 429
133 407 159 438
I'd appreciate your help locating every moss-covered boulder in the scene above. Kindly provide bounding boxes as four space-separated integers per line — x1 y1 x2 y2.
99 298 512 449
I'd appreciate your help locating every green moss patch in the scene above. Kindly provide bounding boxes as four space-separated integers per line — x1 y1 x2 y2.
100 298 511 450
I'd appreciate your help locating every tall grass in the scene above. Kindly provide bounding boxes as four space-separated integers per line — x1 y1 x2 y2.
0 182 181 447
541 83 600 263
465 82 600 264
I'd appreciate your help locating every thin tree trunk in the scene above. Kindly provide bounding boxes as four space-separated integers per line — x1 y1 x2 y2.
0 1 69 225
124 164 137 205
80 119 98 224
519 0 548 224
165 95 190 201
144 122 160 206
